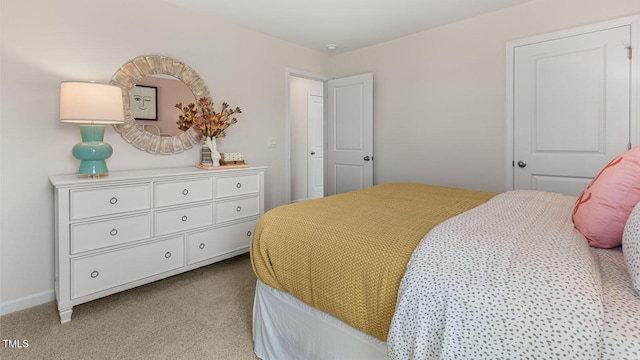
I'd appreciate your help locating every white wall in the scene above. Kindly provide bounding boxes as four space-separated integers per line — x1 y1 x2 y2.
0 0 329 311
331 0 640 192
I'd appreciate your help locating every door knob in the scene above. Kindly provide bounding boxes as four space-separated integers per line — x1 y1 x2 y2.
310 151 315 155
364 156 371 161
517 160 527 168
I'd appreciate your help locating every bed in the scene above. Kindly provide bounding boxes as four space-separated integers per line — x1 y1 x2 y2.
250 183 640 359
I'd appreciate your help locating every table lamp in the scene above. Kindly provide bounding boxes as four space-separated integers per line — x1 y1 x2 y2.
59 82 125 177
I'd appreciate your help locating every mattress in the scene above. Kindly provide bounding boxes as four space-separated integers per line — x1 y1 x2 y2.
252 280 387 360
253 189 640 359
389 190 640 359
593 247 640 357
251 183 496 340
253 245 640 360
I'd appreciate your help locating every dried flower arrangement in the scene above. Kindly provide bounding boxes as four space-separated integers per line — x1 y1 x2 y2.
175 97 242 139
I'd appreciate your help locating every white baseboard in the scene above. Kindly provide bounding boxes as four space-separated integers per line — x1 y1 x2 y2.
0 290 55 316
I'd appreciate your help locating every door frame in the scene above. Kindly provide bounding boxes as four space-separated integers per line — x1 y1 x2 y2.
505 15 640 190
285 68 329 204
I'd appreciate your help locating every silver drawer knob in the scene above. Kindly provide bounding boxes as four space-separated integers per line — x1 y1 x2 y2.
181 215 188 222
109 197 118 204
246 231 252 237
236 206 242 212
236 182 242 188
90 270 99 278
109 229 118 236
182 188 189 195
165 252 172 259
199 243 205 250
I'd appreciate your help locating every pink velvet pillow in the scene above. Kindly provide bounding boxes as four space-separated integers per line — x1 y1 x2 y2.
573 146 640 248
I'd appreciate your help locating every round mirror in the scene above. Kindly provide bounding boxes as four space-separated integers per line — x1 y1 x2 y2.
110 55 210 154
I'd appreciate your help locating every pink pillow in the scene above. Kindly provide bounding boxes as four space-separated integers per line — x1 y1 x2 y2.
573 146 640 248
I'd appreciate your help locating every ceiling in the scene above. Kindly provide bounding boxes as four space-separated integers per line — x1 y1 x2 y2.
162 0 534 54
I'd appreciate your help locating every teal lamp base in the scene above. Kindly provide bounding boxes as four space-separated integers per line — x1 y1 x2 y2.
72 125 113 177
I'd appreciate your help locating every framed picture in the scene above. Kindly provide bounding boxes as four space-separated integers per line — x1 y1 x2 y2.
130 85 158 120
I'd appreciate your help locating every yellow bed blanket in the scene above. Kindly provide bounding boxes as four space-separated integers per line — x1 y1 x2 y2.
251 183 496 341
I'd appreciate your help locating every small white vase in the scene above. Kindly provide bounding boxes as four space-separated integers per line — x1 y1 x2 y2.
206 137 221 166
200 142 212 166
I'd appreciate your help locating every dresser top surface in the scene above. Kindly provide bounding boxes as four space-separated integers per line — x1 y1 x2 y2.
50 166 267 187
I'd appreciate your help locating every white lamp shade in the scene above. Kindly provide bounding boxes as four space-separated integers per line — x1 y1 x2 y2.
60 82 125 124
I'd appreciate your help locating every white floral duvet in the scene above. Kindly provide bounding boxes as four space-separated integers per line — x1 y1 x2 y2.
388 190 640 359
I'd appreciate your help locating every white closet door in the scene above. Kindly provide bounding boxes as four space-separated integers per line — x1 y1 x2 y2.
513 25 631 195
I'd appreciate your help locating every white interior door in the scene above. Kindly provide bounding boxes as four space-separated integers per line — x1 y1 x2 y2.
307 93 324 199
513 25 631 196
327 73 374 195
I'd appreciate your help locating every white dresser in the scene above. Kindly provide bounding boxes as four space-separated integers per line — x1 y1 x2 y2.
50 166 266 323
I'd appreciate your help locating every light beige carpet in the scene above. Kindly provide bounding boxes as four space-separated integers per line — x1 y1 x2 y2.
0 253 259 360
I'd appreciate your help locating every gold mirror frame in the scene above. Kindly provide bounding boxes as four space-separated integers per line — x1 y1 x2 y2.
110 55 210 154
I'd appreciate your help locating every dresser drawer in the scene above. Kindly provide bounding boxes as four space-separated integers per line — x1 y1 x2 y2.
71 236 184 299
155 178 213 208
187 220 257 265
70 184 151 220
71 213 152 254
215 196 260 223
215 174 260 198
155 203 213 236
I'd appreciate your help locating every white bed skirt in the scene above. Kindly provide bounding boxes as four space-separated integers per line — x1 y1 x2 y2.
252 280 388 360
